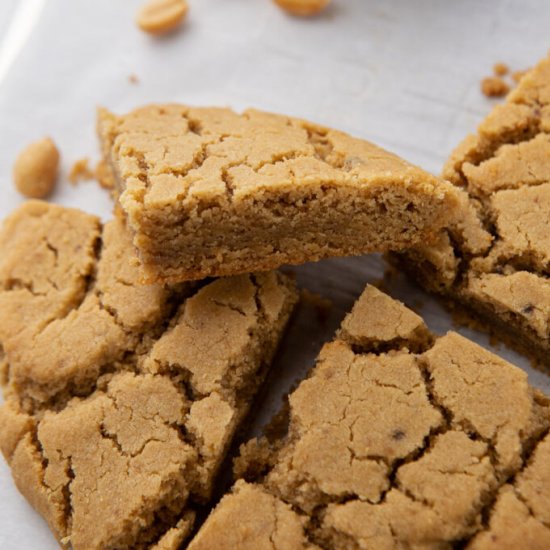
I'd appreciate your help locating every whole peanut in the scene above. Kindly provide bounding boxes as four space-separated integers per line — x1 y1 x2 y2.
274 0 331 17
13 137 60 198
137 0 189 35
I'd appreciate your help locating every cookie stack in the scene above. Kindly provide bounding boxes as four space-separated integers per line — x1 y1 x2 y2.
1 54 549 550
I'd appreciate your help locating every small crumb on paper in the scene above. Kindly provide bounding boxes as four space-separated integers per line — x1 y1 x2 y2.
512 69 528 83
481 76 510 98
493 62 509 76
69 158 95 185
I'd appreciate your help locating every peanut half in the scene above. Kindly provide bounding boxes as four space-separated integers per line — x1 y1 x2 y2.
13 137 60 198
274 0 331 17
137 0 189 35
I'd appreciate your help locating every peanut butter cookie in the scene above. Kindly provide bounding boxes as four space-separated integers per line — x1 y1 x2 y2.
189 286 550 549
393 52 550 369
0 201 297 549
98 105 459 283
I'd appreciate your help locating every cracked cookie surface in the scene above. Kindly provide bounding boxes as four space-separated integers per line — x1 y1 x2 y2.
393 52 550 368
188 285 550 549
0 201 298 549
98 104 459 282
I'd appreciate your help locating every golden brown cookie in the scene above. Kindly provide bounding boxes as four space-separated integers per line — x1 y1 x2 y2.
189 285 550 549
98 104 459 283
393 52 550 369
0 201 297 549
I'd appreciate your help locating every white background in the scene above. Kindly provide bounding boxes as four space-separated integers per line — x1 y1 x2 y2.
1 1 549 547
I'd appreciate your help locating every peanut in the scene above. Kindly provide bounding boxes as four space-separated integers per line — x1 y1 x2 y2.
274 0 331 17
137 0 188 35
13 137 60 198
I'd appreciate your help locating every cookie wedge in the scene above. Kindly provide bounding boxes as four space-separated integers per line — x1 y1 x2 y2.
98 105 459 282
0 201 297 550
189 285 550 549
393 52 550 368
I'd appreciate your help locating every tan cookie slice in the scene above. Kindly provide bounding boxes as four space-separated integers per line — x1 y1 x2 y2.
469 433 550 549
393 52 550 369
0 201 297 549
188 285 550 549
98 104 459 283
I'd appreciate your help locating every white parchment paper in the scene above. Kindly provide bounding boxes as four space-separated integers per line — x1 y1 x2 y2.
1 1 549 547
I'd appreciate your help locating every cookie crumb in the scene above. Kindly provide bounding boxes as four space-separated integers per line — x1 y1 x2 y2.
481 63 530 98
69 158 94 185
493 62 509 76
13 137 60 198
481 76 510 98
137 0 188 35
94 160 115 190
128 73 140 85
274 0 331 17
512 69 528 83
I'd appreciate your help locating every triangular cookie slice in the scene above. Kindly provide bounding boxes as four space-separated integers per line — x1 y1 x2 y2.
0 201 297 549
98 105 459 282
189 285 550 548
